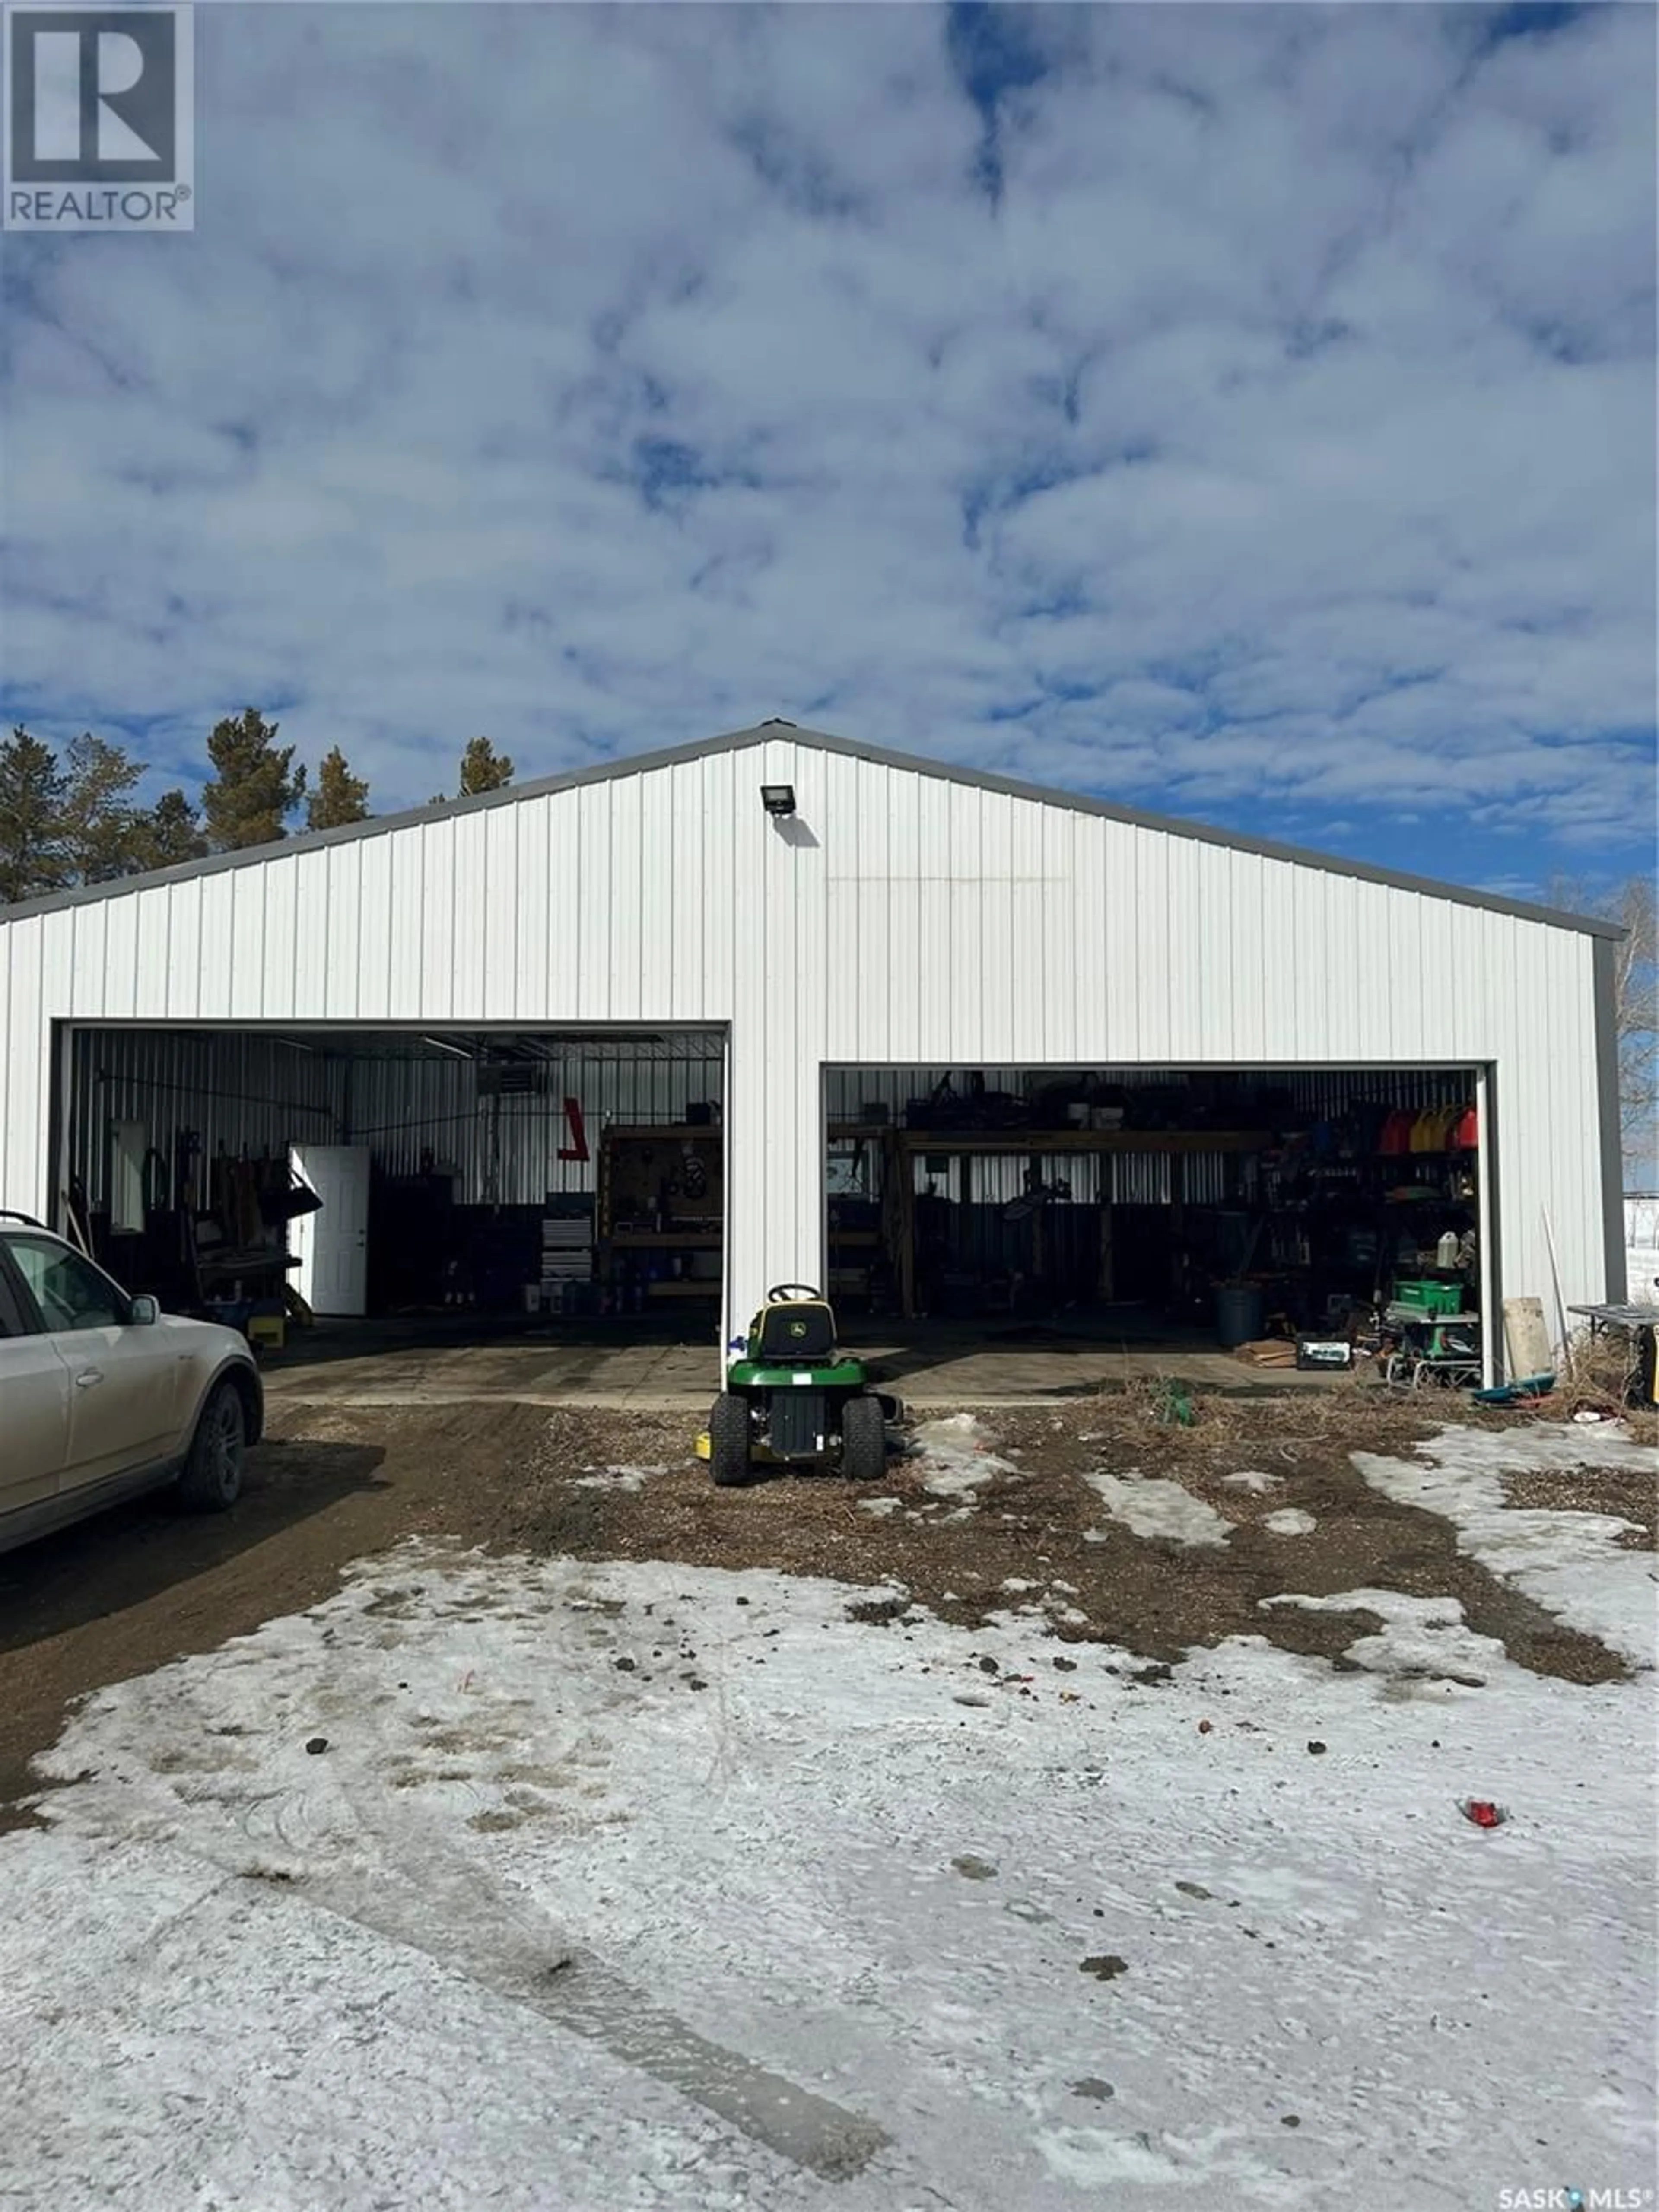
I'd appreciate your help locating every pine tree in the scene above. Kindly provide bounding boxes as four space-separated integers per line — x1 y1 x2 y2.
61 731 143 882
133 789 209 871
306 747 370 831
458 736 514 796
201 707 306 850
0 726 69 905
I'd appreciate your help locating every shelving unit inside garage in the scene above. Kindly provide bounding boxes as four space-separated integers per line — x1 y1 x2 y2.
596 1124 725 1313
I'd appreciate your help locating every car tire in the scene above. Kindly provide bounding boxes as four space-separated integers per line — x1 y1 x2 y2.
177 1379 247 1513
709 1392 752 1487
840 1393 886 1481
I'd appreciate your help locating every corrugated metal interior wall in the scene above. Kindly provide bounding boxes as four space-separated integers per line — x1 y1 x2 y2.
70 1031 348 1207
343 1049 723 1203
70 1030 722 1210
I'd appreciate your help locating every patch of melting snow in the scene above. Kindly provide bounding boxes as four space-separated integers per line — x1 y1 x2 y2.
569 1466 664 1494
1223 1471 1282 1495
1264 1508 1317 1537
1083 1470 1231 1549
912 1413 1013 1500
857 1496 902 1518
1262 1588 1502 1688
1352 1424 1656 1669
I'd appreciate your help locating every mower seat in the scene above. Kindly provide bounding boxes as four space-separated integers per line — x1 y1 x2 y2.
756 1298 837 1361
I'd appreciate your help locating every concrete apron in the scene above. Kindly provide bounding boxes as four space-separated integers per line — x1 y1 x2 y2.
258 1334 1349 1414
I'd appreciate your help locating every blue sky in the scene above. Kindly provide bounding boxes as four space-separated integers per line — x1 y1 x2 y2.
2 2 1654 902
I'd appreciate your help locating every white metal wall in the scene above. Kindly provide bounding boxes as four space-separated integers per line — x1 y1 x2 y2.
0 737 1615 1354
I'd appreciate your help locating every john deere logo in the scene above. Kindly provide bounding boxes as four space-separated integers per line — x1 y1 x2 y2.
788 1320 807 1338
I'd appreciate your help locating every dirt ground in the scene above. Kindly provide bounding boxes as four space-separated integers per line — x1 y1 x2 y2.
1 1391 1651 1828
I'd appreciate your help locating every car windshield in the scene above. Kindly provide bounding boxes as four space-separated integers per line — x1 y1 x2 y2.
4 1235 130 1331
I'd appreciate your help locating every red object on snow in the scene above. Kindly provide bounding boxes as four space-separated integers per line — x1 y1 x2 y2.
1461 1799 1507 1829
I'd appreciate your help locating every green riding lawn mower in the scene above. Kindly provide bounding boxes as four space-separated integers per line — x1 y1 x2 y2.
699 1285 902 1487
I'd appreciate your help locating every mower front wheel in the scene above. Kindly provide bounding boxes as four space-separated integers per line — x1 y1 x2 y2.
840 1393 886 1482
709 1392 753 1487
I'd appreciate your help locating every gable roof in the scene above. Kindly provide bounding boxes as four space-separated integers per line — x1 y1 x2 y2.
0 719 1624 938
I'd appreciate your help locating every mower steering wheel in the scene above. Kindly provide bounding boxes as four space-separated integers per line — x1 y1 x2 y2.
766 1283 822 1303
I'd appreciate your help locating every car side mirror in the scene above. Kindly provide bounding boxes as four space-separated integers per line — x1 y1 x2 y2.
129 1295 160 1326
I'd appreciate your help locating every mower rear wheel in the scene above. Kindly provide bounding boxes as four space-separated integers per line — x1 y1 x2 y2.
709 1392 752 1487
840 1393 886 1482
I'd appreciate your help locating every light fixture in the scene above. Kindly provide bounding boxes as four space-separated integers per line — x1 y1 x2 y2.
761 783 796 817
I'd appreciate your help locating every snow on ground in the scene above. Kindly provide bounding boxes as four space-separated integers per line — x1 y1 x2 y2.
570 1464 665 1493
1224 1471 1284 1494
1353 1424 1657 1669
1082 1469 1232 1548
911 1413 1013 1503
4 1461 1655 2212
1264 1508 1318 1537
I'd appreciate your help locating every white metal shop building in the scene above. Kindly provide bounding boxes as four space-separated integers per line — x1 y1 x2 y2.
0 724 1627 1382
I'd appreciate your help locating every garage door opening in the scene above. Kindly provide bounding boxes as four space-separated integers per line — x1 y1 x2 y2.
61 1025 727 1360
824 1065 1489 1395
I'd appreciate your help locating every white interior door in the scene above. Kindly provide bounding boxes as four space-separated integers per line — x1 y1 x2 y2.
290 1145 371 1316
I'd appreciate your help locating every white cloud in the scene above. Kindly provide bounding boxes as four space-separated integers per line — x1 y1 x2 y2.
1 3 1651 862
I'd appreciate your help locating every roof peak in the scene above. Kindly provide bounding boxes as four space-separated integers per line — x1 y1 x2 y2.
0 718 1622 938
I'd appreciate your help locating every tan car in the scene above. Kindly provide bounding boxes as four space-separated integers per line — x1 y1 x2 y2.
0 1213 264 1553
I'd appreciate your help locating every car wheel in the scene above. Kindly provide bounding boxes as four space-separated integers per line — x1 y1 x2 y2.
177 1379 247 1512
839 1394 886 1481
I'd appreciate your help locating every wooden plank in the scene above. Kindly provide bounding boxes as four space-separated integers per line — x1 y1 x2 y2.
890 1129 1272 1156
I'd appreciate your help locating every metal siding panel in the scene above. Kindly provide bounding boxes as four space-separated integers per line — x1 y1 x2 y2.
262 857 299 1021
1227 852 1268 1063
1259 860 1298 1062
166 880 202 1019
320 844 361 1020
232 867 268 1019
450 810 491 1020
915 782 954 1064
1197 846 1233 1059
637 769 676 1016
949 785 987 1065
416 820 456 1024
133 884 174 1018
610 775 644 1023
1132 830 1170 1062
843 753 889 1062
669 762 709 1022
1163 835 1203 1060
102 896 138 1021
3 918 45 1214
70 898 108 1020
699 753 736 1030
357 833 395 1021
196 872 235 1019
1096 820 1134 1059
576 784 613 1015
1385 890 1427 1061
881 767 922 1056
1322 875 1366 1062
1041 807 1072 1063
519 795 556 1020
1009 798 1049 1062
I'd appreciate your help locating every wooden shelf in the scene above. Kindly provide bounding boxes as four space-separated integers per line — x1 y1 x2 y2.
645 1279 720 1297
603 1125 720 1142
608 1231 722 1248
829 1229 881 1247
893 1129 1273 1155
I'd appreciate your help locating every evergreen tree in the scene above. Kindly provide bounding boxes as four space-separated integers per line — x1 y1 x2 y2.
458 736 514 796
306 747 370 831
133 789 209 871
201 707 305 850
61 731 143 882
0 726 69 905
